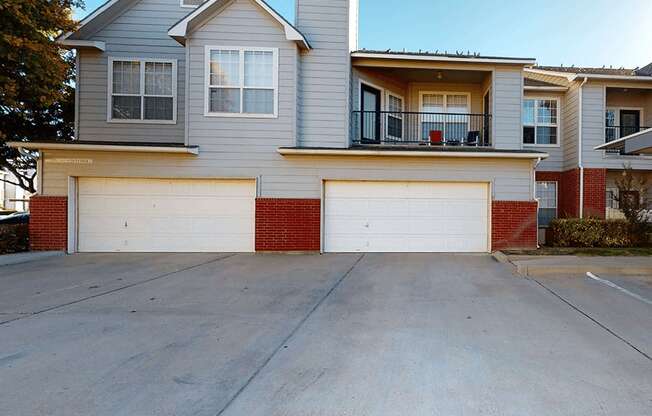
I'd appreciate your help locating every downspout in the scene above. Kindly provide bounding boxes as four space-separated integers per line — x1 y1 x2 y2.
533 157 542 248
578 77 588 218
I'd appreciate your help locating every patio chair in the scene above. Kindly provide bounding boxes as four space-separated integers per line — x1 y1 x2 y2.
429 130 443 145
465 131 480 146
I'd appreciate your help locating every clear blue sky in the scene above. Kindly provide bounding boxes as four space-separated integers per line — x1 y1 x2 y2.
77 0 652 68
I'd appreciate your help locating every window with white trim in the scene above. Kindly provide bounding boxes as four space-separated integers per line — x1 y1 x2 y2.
386 93 403 140
109 58 176 122
206 47 278 117
536 181 557 227
523 98 559 145
180 0 203 7
420 93 469 141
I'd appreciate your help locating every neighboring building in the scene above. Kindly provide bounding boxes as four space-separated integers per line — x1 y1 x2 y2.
523 65 652 239
13 0 646 253
1 171 30 212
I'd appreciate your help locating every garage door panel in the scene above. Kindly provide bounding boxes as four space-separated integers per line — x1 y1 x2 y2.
78 178 255 252
324 181 489 253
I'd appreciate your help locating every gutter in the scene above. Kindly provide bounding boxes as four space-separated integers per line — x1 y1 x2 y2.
6 142 199 155
278 148 549 159
578 76 588 218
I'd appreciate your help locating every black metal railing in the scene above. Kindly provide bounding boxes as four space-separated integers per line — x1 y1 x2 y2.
352 111 492 146
605 125 652 154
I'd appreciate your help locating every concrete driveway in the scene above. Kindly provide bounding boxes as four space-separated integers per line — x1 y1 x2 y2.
0 253 650 415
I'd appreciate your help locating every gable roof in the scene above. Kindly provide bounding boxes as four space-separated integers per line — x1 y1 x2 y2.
57 0 136 47
168 0 311 50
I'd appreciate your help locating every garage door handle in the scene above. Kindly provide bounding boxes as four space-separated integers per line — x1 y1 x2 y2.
124 220 128 228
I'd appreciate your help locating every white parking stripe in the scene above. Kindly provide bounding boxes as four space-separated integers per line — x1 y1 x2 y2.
586 272 652 306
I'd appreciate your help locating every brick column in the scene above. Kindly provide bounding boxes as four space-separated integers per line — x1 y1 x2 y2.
583 168 606 219
255 198 320 251
29 196 67 251
491 200 538 250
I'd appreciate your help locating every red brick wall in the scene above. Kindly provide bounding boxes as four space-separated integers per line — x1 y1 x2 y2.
583 168 606 218
560 169 580 218
255 198 320 251
536 169 606 219
29 196 67 251
491 200 538 250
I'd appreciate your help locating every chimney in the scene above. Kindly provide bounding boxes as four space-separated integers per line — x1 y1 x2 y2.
295 0 359 52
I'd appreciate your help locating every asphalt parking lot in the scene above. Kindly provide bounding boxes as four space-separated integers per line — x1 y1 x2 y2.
1 253 650 415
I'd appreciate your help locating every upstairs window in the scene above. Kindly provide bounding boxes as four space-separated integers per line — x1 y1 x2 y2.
523 98 559 146
205 47 278 117
108 58 176 123
180 0 203 7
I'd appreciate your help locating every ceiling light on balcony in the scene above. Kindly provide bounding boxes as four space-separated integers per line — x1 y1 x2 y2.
436 71 443 80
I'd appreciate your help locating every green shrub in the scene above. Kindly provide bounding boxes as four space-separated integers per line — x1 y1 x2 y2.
0 224 29 254
549 218 635 248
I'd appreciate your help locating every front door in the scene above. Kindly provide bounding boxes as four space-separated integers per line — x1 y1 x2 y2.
360 84 381 143
620 110 640 138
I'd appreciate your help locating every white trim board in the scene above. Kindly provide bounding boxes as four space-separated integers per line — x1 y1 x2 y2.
169 0 311 50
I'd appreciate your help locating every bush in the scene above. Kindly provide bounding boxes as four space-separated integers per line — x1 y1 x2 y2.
0 224 29 254
549 218 637 248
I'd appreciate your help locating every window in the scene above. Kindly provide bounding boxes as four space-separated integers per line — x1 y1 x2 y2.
386 93 403 140
605 109 617 142
108 58 176 123
180 0 203 7
536 181 557 227
420 93 469 141
205 47 278 117
523 98 559 145
606 189 619 209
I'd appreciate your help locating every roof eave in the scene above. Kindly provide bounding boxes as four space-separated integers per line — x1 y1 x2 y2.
278 147 549 159
57 39 106 51
7 141 200 155
351 52 536 66
167 0 311 50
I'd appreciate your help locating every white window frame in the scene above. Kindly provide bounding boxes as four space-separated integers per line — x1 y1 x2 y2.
419 91 471 141
536 181 558 227
179 0 201 8
107 57 177 124
522 97 561 147
204 46 279 118
385 91 404 140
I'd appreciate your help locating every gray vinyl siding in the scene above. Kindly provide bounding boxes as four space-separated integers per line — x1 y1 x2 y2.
581 85 607 168
492 68 523 149
185 0 298 157
562 83 580 171
77 0 188 144
296 0 352 148
41 150 534 201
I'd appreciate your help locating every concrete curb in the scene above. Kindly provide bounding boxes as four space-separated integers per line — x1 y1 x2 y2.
516 263 652 277
0 251 65 267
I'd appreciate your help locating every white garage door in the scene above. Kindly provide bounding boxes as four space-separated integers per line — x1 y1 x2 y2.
324 181 489 253
78 178 255 252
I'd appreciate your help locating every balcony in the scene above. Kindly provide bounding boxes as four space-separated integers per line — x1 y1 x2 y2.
352 111 492 147
605 125 652 154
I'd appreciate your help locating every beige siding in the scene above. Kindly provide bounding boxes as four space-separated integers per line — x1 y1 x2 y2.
296 0 353 148
562 83 580 171
493 68 523 149
40 150 534 202
78 0 188 143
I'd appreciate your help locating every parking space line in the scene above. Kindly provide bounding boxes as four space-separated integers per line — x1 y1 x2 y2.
530 278 651 362
215 253 366 416
586 272 652 306
0 253 237 327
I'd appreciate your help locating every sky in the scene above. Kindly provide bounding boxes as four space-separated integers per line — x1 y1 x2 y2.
77 0 652 68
